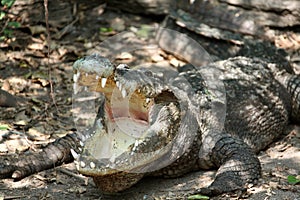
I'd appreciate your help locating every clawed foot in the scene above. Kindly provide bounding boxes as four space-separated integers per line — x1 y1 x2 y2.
192 187 246 198
189 169 257 196
0 156 32 180
196 182 247 197
0 134 78 180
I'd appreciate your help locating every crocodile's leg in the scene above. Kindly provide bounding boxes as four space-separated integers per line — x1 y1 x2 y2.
198 135 261 196
0 133 79 180
175 59 279 196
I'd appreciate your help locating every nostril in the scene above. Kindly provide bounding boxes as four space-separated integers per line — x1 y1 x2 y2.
144 70 153 77
116 65 130 76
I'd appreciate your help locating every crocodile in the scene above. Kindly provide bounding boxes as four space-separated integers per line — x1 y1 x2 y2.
1 54 299 196
72 54 299 195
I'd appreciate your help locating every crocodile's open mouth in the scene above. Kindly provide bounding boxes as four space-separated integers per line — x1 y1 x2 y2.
72 54 181 192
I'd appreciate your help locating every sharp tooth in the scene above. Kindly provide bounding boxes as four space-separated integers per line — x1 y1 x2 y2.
80 161 86 168
132 145 136 152
118 83 123 92
70 149 79 159
74 160 80 170
90 162 96 169
96 75 99 80
121 88 127 98
101 77 107 88
81 135 86 141
84 86 88 91
116 81 120 88
85 73 88 77
73 73 80 82
73 83 78 94
134 140 139 147
73 74 77 82
79 141 84 147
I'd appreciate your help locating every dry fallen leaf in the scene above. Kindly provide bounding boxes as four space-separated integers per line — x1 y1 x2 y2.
0 143 8 152
14 110 30 126
6 138 30 153
28 25 47 35
110 17 125 32
67 186 87 194
151 54 164 62
116 52 133 60
27 43 44 50
28 126 50 141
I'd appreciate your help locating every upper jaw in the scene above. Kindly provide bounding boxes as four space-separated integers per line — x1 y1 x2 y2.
73 54 165 98
73 54 114 78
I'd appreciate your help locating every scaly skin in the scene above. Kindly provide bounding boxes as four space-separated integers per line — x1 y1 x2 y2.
0 134 78 179
1 55 299 197
71 55 291 195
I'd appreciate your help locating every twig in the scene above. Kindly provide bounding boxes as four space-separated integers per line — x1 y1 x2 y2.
0 18 10 35
3 196 26 200
54 17 79 40
59 168 88 182
43 0 59 113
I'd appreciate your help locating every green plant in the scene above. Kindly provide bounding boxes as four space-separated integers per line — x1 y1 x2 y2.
0 124 9 130
287 175 300 185
0 0 20 40
1 0 15 7
187 194 210 200
99 27 113 33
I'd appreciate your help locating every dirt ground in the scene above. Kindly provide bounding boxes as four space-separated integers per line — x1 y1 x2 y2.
0 1 300 199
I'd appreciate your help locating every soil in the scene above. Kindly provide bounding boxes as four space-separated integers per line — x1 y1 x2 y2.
0 1 300 199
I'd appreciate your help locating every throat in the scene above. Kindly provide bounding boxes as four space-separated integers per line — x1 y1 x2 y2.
104 91 152 124
86 117 149 162
107 117 149 138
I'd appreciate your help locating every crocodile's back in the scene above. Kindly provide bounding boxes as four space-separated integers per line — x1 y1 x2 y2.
218 57 291 152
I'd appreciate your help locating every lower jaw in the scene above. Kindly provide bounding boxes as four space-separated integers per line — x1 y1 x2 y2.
92 172 144 193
